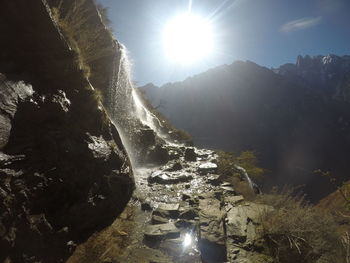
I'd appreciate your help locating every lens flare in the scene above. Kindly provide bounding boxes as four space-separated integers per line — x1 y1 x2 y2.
163 13 213 64
183 233 193 247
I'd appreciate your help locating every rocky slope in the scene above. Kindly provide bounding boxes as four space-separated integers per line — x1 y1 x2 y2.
141 56 350 201
0 1 134 262
67 147 273 263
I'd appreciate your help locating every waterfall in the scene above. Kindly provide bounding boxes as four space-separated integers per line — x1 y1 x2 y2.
107 44 176 166
234 165 260 193
131 89 163 133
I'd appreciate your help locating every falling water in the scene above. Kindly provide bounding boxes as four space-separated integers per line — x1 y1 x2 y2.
107 44 176 165
131 88 164 134
234 165 254 191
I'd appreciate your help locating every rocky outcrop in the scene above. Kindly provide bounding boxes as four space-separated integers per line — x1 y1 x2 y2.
0 0 134 262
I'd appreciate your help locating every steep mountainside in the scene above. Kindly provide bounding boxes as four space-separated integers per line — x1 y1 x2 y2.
141 56 350 201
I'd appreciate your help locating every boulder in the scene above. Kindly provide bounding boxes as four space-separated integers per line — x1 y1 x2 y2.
144 223 180 242
184 147 197 161
198 162 218 174
148 171 193 185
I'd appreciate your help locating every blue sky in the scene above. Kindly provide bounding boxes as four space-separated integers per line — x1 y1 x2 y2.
99 0 350 86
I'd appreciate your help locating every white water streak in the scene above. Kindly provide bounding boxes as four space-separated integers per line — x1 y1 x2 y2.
234 165 254 190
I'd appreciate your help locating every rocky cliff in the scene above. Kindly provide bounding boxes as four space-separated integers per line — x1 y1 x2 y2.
0 0 134 262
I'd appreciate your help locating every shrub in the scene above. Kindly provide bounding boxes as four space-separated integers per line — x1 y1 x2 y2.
217 150 265 181
256 188 343 263
216 150 265 199
236 151 265 180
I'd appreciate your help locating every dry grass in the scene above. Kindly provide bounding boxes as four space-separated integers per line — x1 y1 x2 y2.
256 188 344 263
51 0 114 78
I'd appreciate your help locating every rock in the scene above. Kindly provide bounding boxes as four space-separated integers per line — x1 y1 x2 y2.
153 203 180 219
87 134 113 161
225 203 273 244
179 208 198 220
198 162 218 174
147 145 170 165
158 203 180 211
0 75 33 150
138 128 156 147
144 223 180 241
225 195 244 205
182 193 191 201
221 181 232 186
175 219 197 228
122 247 174 263
152 215 169 224
148 171 193 185
141 201 152 211
198 198 227 262
206 174 221 185
221 185 236 195
0 2 135 259
226 243 274 263
164 162 183 172
184 148 197 162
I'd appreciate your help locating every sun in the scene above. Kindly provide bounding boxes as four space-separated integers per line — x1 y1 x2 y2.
163 13 213 64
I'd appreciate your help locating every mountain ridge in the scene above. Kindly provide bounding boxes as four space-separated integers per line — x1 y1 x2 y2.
140 54 350 201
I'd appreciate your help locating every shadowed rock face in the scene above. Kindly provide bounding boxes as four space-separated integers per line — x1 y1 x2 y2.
0 0 134 262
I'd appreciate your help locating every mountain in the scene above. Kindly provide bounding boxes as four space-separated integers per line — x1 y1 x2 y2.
140 55 350 201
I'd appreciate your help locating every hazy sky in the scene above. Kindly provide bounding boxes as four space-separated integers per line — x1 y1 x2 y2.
99 0 350 86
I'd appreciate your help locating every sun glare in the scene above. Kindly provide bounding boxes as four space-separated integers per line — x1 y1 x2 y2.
163 13 213 64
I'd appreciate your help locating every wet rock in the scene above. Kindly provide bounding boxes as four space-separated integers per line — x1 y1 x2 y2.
198 198 227 262
0 75 33 149
158 203 180 211
0 152 25 166
175 219 197 228
0 31 134 263
152 203 180 220
206 174 221 185
152 215 169 224
144 223 180 241
138 128 156 147
184 148 197 162
198 162 218 174
221 181 232 186
159 238 183 255
221 185 236 195
147 145 170 165
87 135 112 161
182 193 191 201
164 162 183 172
179 208 198 220
141 201 152 211
148 171 193 185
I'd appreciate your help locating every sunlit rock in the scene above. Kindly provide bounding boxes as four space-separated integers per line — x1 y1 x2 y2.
144 223 180 242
